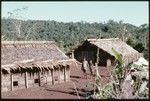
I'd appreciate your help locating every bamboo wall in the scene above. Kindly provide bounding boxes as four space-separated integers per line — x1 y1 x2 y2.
1 67 70 92
2 74 11 92
27 73 39 87
13 73 26 90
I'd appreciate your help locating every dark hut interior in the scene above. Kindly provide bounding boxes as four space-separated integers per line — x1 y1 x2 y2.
74 41 115 67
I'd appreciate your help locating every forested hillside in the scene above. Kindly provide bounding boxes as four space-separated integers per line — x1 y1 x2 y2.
1 18 149 60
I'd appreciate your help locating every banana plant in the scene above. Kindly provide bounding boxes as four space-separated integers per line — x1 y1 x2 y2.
112 48 126 85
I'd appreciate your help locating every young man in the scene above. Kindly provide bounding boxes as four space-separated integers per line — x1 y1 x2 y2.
89 60 93 76
81 58 89 79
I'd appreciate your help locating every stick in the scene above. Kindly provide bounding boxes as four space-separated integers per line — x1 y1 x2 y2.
72 81 80 99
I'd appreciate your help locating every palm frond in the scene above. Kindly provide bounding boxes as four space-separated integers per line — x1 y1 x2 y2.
112 48 124 64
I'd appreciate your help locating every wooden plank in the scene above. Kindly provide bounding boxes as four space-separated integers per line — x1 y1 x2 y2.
51 69 54 85
10 73 13 91
25 72 28 88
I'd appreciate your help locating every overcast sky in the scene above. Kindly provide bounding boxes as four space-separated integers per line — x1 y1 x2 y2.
2 1 149 26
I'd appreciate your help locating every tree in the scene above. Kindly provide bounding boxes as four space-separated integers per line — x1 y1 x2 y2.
118 21 127 42
7 7 28 40
126 37 135 47
137 24 149 48
1 18 149 60
133 43 145 53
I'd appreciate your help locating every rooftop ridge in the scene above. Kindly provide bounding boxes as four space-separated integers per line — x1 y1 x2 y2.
2 41 55 44
87 38 120 41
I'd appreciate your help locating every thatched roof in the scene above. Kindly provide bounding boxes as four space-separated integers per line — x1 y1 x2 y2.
74 38 142 65
1 41 78 74
2 41 69 65
87 38 140 55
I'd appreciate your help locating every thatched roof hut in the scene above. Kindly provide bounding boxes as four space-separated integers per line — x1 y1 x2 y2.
1 41 77 74
71 38 142 66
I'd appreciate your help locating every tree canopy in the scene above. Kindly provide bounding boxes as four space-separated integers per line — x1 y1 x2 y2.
1 18 149 60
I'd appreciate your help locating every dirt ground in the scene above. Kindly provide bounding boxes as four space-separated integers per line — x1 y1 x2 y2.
2 65 110 99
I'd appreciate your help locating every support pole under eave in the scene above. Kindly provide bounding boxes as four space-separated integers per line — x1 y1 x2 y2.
25 72 28 88
51 69 54 85
64 67 66 82
106 59 112 78
10 73 13 91
67 66 70 81
58 67 60 83
38 71 41 86
71 50 74 59
95 47 100 77
96 48 99 65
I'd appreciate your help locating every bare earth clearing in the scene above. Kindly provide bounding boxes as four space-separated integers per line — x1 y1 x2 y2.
2 65 109 99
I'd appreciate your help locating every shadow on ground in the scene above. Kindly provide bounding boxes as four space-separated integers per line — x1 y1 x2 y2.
45 87 93 98
70 75 81 79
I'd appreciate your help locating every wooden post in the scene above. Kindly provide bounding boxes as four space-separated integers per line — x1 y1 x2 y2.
10 73 13 91
106 59 112 78
38 72 41 86
68 67 70 81
71 50 74 59
65 66 70 81
46 71 48 84
51 69 54 85
64 67 66 82
96 48 100 65
25 72 28 88
58 68 60 83
95 63 100 77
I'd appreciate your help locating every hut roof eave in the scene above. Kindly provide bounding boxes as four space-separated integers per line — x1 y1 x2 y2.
1 59 77 74
2 41 55 44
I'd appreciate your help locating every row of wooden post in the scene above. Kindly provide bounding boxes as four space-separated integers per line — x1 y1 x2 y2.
10 67 68 91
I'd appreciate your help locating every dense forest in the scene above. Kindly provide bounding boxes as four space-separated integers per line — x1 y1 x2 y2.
1 18 149 60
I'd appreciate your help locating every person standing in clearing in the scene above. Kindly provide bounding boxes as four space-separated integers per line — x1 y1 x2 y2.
89 60 93 77
81 58 89 79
